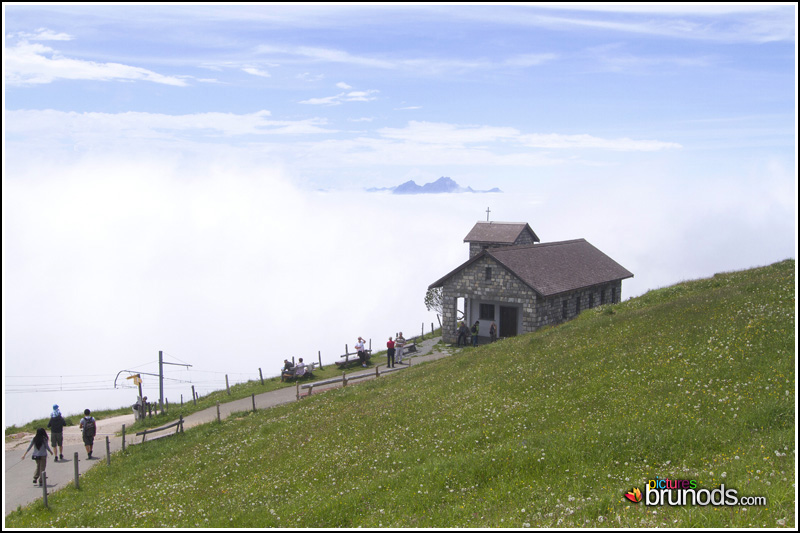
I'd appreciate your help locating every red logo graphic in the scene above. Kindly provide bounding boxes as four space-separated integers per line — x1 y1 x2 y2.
625 487 642 503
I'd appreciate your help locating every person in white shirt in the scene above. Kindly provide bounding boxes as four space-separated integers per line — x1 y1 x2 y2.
395 333 406 364
356 337 367 367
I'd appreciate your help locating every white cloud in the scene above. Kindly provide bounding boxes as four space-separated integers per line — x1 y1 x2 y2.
453 5 795 43
377 121 681 152
256 44 395 69
255 44 559 76
4 41 188 86
242 66 271 78
15 27 74 41
298 93 346 106
519 133 682 151
336 81 352 89
378 121 520 145
299 89 379 105
503 53 558 67
5 109 335 143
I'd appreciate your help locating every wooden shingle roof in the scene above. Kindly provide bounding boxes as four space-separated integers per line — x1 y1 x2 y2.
463 222 540 244
429 239 633 297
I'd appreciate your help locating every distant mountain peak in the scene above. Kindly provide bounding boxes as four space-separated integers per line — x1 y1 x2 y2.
367 177 502 195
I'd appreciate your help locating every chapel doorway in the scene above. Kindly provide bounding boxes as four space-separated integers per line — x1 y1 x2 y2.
499 306 519 337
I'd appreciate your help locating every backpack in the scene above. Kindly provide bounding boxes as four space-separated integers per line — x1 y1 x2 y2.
82 416 96 438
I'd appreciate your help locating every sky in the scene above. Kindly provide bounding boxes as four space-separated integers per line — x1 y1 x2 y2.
2 4 797 428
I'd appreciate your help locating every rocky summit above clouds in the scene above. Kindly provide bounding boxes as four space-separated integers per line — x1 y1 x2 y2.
367 177 502 195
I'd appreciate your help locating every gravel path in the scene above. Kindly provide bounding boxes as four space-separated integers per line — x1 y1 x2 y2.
4 336 451 514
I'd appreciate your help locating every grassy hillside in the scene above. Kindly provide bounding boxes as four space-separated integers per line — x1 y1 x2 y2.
6 260 795 528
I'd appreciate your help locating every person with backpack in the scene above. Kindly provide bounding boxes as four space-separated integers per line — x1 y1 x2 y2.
79 409 97 459
471 321 480 347
47 406 67 461
21 428 53 486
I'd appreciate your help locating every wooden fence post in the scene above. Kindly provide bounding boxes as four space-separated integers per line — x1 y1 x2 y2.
318 351 323 370
216 401 221 423
106 436 111 465
343 371 347 387
74 452 80 488
376 365 380 378
42 472 48 507
122 424 126 452
259 368 264 386
192 385 197 405
180 415 184 433
225 375 230 395
252 393 256 412
296 382 300 400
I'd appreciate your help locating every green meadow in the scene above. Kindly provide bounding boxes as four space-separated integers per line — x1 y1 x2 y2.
5 260 795 528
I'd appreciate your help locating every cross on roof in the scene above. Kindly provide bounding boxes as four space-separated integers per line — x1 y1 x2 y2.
486 207 491 221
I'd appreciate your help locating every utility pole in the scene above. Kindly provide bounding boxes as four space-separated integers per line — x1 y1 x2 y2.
159 350 192 411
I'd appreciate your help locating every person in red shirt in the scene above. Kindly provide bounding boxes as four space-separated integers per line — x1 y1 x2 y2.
386 337 396 368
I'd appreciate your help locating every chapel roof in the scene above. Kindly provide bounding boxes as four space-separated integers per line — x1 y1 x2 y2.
463 221 540 244
429 239 633 297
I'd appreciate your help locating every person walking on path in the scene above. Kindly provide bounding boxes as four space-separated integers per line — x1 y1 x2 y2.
21 428 53 487
79 409 97 459
386 336 396 368
47 407 67 462
471 321 480 347
395 332 406 364
489 322 497 343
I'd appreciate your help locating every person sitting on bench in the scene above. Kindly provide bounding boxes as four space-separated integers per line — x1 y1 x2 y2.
281 359 295 382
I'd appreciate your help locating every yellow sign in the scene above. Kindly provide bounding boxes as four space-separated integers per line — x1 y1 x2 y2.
126 374 142 386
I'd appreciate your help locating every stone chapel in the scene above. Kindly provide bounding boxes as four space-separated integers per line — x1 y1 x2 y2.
428 221 634 344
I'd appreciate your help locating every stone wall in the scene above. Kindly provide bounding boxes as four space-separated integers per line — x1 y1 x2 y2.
531 280 623 330
440 260 623 343
441 256 538 343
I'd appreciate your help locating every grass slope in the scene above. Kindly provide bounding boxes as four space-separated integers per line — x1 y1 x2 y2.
6 260 795 528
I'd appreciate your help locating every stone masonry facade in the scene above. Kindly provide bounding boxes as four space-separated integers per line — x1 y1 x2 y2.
441 256 623 344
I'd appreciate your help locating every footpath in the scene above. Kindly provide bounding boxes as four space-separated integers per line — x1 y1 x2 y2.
4 336 452 515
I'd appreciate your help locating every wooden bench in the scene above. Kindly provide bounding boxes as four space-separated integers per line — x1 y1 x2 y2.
335 350 371 368
281 362 320 381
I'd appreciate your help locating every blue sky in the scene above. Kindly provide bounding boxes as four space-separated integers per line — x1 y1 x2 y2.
3 4 797 426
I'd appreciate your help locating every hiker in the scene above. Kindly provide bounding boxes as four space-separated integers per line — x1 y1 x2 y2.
281 360 295 382
457 322 469 347
22 428 53 487
471 321 480 347
79 409 97 459
47 407 67 461
356 337 368 367
386 336 396 368
395 332 406 364
489 322 497 343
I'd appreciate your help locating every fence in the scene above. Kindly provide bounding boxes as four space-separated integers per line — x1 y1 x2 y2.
180 321 439 404
27 322 441 508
